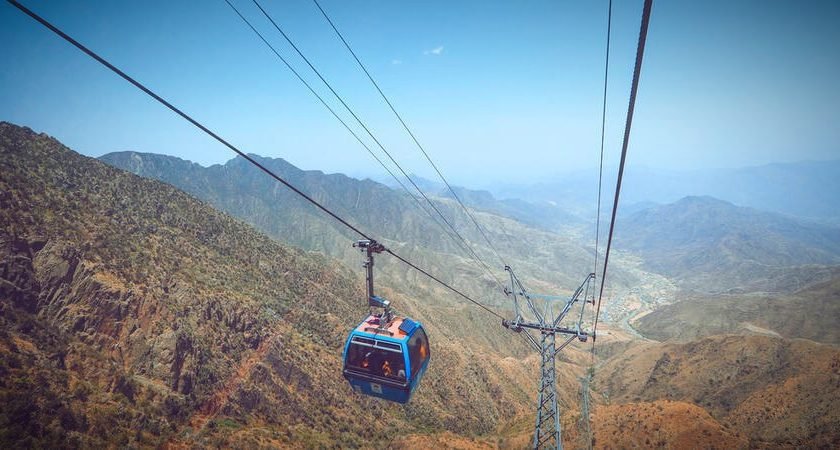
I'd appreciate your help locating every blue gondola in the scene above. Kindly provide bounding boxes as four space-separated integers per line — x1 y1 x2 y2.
343 240 431 403
342 311 430 403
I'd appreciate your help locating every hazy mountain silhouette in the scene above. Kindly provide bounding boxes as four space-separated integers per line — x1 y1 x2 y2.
614 196 840 293
490 161 840 223
374 172 586 232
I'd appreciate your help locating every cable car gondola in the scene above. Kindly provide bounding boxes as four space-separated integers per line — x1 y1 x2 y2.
342 310 430 403
342 240 430 403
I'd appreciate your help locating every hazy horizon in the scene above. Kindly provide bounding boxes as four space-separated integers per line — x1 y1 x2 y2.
68 142 838 190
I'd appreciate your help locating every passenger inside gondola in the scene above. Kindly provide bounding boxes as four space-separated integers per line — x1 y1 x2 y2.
346 343 407 380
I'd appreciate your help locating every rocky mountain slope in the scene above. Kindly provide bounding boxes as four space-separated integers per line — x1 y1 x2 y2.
568 400 749 449
0 122 541 447
99 151 633 306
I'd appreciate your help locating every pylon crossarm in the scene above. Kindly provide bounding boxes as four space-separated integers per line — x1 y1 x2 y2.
510 321 591 337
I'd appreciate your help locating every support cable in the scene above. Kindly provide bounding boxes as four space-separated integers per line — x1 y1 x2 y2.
593 0 612 307
386 249 504 320
592 0 653 340
248 0 506 291
311 0 509 269
6 0 506 322
590 0 613 371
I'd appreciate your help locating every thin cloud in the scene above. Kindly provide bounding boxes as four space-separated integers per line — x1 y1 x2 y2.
423 45 444 55
391 59 403 65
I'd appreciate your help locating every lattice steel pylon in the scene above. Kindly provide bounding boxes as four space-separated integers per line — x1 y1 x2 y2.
503 267 594 450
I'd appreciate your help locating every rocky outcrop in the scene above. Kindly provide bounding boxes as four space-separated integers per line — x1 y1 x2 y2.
0 236 43 313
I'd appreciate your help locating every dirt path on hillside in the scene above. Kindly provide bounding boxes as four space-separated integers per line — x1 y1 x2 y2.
164 325 284 448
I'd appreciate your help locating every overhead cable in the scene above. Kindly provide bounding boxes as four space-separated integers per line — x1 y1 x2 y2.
592 0 653 339
593 0 612 297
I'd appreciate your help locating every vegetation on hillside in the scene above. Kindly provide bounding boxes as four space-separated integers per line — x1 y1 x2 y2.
596 335 840 448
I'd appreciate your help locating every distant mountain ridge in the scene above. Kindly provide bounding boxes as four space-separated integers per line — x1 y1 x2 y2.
101 151 491 253
100 150 614 302
374 173 585 232
614 195 840 293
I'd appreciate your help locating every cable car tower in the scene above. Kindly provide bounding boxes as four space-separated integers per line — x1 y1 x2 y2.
502 266 595 450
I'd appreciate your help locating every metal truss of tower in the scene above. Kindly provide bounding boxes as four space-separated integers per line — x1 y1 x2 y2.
502 267 595 450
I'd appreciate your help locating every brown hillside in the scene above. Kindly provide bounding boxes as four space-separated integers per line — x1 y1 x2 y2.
597 335 840 448
563 400 748 449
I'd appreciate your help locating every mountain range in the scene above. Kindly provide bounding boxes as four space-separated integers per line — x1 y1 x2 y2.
2 121 839 448
102 150 840 298
614 195 840 293
89 132 840 449
98 150 626 305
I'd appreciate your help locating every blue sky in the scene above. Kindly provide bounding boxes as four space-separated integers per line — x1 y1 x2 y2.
2 0 839 185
